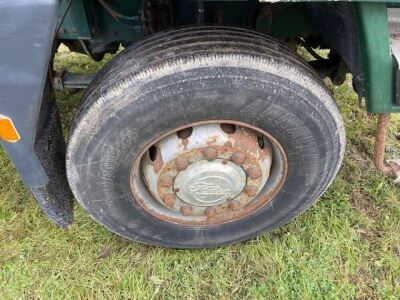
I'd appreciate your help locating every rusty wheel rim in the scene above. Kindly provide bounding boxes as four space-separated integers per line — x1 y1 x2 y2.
129 120 288 226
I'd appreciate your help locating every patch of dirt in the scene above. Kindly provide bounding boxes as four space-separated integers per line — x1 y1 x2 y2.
350 189 380 219
350 265 376 299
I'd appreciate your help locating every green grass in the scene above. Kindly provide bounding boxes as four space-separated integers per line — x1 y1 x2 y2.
1 46 400 299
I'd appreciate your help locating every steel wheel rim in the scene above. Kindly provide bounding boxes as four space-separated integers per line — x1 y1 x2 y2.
129 120 288 226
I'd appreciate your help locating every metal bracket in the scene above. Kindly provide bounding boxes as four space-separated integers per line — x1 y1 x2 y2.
54 71 95 90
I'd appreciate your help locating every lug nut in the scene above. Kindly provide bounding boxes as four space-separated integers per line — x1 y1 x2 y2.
204 207 216 218
160 175 173 187
163 193 175 207
229 200 240 211
202 148 217 161
181 205 193 216
176 158 189 171
245 186 258 197
247 167 261 180
231 152 246 165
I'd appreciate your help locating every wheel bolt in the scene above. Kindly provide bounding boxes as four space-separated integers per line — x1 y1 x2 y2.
231 152 246 165
245 186 258 197
229 200 240 211
181 205 193 216
163 193 175 207
204 207 216 218
176 158 189 171
247 167 261 180
160 175 173 187
202 148 217 161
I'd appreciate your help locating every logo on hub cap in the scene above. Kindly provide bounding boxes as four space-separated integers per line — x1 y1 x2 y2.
189 177 231 202
174 159 247 206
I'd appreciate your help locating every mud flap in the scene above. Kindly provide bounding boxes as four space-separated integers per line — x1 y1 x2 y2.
30 102 73 228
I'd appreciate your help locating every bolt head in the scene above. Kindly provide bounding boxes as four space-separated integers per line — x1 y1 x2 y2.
204 207 216 218
163 193 175 207
245 186 258 197
181 205 193 216
247 167 261 180
202 148 218 161
229 200 240 211
231 152 246 165
176 158 189 171
160 175 173 187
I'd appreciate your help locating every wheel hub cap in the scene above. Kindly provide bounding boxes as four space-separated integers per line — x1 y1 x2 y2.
174 159 246 206
131 122 287 225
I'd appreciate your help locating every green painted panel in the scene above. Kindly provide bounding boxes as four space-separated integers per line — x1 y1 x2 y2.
84 0 144 42
57 0 144 42
356 2 400 112
57 0 92 40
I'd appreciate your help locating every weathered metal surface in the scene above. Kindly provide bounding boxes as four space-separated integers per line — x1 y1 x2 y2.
374 113 400 182
57 0 145 42
57 0 92 40
356 3 400 113
0 0 74 225
54 72 95 90
0 0 59 187
131 121 287 226
147 124 271 217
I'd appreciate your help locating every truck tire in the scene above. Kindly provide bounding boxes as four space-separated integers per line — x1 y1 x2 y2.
66 26 345 248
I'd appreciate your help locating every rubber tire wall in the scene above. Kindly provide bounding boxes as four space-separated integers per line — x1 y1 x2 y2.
66 26 345 248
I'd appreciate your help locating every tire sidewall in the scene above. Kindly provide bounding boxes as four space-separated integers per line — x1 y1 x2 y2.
67 66 343 248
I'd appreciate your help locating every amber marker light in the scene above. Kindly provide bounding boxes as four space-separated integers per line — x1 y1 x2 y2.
0 115 21 143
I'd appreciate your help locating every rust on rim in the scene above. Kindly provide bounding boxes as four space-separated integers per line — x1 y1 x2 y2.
247 167 262 180
163 193 175 207
231 152 246 165
176 157 189 171
229 200 240 211
202 148 218 161
180 205 193 216
130 120 288 226
245 186 258 197
204 207 216 218
160 175 173 188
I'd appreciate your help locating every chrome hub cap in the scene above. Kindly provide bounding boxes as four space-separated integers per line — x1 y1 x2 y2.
174 159 246 206
130 122 287 225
